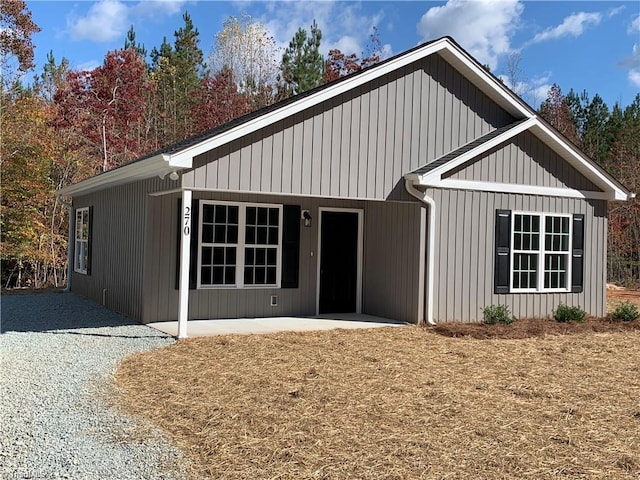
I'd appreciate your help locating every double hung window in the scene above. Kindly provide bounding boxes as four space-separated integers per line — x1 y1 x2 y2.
511 212 571 292
198 202 282 288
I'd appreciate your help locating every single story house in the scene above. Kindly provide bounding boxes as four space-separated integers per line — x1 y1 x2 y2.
57 37 633 337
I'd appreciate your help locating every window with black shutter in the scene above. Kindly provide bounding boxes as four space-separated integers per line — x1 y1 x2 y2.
494 209 583 293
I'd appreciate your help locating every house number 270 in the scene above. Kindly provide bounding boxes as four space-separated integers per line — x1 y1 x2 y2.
183 206 191 235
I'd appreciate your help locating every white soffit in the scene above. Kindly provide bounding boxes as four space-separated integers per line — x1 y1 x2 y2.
56 154 177 197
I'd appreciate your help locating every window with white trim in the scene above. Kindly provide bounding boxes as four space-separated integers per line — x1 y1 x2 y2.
74 207 90 274
511 212 571 292
198 202 282 288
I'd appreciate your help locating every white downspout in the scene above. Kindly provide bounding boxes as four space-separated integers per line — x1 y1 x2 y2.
404 179 436 325
56 194 74 292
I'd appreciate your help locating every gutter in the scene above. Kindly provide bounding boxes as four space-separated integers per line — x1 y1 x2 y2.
56 193 74 292
404 178 436 325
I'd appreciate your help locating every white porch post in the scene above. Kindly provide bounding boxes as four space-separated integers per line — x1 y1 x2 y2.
177 189 193 339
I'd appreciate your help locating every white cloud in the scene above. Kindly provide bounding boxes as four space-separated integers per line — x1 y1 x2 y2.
498 71 552 106
621 44 640 87
531 12 601 43
629 14 640 34
618 43 640 69
416 0 524 71
76 60 101 72
68 0 129 42
67 0 186 43
607 5 625 18
131 0 187 20
530 83 552 105
260 1 388 60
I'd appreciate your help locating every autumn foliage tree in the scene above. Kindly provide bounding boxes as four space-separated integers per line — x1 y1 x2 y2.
190 68 251 134
0 0 40 88
54 49 149 171
539 83 580 145
325 28 382 82
1 90 66 287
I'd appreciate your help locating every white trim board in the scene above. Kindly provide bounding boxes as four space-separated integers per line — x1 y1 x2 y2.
431 179 614 200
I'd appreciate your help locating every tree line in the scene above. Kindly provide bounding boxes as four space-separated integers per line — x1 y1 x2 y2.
1 2 637 289
539 84 639 286
1 3 381 288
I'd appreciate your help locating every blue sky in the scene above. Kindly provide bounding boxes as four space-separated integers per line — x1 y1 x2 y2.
28 1 640 108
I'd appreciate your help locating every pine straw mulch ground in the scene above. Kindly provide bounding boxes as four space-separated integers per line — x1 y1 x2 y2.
114 322 640 479
433 316 640 339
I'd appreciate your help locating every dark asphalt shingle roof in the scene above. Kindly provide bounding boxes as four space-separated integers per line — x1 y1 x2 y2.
409 119 528 176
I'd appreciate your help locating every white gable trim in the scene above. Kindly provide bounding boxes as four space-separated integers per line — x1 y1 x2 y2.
410 117 631 201
434 179 614 200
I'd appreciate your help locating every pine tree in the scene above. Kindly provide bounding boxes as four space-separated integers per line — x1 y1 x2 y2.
172 12 204 140
582 94 611 165
124 25 148 60
280 20 324 96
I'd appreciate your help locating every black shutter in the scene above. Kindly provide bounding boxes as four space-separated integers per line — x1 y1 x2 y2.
86 206 93 276
494 209 511 294
281 205 301 288
571 214 585 293
175 198 199 290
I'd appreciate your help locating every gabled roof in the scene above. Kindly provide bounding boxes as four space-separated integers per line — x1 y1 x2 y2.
405 115 631 201
57 36 632 201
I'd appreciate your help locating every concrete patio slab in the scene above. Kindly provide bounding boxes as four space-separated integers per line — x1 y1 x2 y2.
147 313 406 337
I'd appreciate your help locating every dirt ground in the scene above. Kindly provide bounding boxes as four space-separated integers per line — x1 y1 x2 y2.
607 288 640 311
116 321 640 479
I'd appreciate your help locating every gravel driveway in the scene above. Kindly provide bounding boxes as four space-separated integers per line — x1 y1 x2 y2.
0 292 188 480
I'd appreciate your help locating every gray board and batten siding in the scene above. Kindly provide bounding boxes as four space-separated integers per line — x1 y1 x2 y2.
182 53 514 200
142 191 424 324
445 130 602 191
71 176 177 320
427 187 606 322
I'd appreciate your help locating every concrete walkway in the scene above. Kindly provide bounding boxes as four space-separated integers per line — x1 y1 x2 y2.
148 313 406 337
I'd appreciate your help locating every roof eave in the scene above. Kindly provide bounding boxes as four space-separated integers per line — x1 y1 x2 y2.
56 153 188 197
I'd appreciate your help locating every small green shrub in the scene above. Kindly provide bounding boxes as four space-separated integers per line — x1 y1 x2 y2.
553 303 586 323
482 304 515 325
612 302 640 322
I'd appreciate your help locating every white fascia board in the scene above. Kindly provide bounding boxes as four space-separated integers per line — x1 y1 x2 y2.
166 152 192 168
417 118 536 184
167 38 533 166
57 154 172 197
528 121 631 201
434 179 615 200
